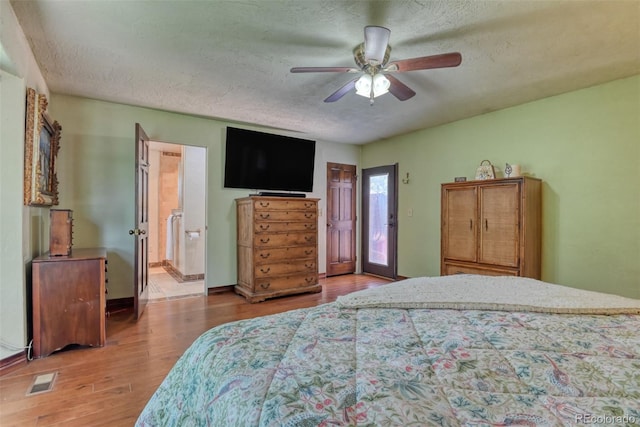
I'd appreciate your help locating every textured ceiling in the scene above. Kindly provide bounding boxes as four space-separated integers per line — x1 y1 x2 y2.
9 0 640 144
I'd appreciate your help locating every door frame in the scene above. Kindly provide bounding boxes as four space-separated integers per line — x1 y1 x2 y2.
148 141 209 297
361 163 398 279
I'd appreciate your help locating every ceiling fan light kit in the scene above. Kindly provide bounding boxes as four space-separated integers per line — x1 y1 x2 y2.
355 73 390 99
290 25 462 104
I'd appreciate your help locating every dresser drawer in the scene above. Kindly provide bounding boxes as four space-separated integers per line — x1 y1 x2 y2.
254 232 316 247
255 260 317 278
254 274 318 292
443 262 518 277
255 221 316 233
254 199 317 211
255 246 316 262
255 210 317 222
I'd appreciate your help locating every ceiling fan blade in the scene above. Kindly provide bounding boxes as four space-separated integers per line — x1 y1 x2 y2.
291 67 359 73
324 78 358 103
364 26 390 64
385 75 416 101
385 52 462 72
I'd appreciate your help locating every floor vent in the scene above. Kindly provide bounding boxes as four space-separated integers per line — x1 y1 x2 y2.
26 372 57 396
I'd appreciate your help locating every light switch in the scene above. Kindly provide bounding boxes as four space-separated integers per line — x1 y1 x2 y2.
408 208 413 217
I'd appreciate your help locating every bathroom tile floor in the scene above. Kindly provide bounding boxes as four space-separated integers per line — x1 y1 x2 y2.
148 266 204 302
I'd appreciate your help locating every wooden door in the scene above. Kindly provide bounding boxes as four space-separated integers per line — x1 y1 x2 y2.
362 164 398 279
442 186 478 262
326 163 356 276
479 183 520 267
131 123 150 319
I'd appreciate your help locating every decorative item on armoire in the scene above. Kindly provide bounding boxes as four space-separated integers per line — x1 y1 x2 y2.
505 163 513 178
504 163 522 178
475 160 495 180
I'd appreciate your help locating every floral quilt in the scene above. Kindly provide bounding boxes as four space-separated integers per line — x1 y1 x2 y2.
137 278 640 426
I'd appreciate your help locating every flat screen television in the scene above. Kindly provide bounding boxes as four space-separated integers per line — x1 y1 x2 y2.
224 127 316 194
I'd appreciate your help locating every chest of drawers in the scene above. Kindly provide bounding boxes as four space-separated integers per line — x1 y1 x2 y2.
235 196 321 303
31 248 107 358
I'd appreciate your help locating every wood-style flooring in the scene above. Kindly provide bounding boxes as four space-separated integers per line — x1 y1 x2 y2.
0 274 391 426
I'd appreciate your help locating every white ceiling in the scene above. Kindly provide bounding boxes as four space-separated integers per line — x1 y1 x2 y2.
9 0 640 145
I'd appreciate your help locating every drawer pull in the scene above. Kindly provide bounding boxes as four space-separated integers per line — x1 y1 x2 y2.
305 277 315 284
304 224 315 229
259 224 270 231
260 213 270 219
305 263 314 269
305 202 313 208
260 253 271 259
304 213 313 219
259 202 270 208
260 283 271 289
260 267 271 274
260 237 270 244
304 236 313 242
304 250 313 255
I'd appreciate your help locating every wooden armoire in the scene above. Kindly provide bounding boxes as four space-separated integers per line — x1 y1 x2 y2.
441 177 541 278
235 196 322 303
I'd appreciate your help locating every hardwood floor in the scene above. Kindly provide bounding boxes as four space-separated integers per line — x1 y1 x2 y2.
0 274 391 426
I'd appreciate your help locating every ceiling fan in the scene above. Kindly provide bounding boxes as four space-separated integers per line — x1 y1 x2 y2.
290 26 462 104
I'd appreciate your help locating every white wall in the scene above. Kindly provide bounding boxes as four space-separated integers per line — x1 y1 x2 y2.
0 71 27 360
148 148 160 263
180 145 206 276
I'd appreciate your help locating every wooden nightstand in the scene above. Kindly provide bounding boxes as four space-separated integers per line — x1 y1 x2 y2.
31 248 107 358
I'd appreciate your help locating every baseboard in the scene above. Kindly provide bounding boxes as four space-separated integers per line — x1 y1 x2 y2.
162 263 204 283
362 272 400 281
207 285 234 295
106 297 134 316
0 350 27 377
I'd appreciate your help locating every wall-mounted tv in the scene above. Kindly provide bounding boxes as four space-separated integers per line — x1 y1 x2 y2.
224 127 316 193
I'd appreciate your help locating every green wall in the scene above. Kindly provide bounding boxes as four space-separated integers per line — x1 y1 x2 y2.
362 75 640 299
49 95 361 299
0 71 27 360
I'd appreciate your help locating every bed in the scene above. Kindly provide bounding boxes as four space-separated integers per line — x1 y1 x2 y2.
136 275 640 426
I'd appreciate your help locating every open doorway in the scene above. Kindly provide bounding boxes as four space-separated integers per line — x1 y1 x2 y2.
147 141 207 301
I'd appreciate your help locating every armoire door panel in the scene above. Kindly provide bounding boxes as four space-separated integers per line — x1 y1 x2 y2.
479 184 520 267
443 186 477 262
